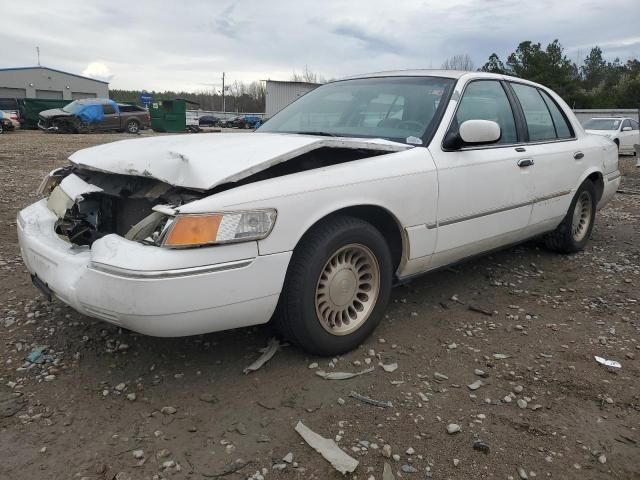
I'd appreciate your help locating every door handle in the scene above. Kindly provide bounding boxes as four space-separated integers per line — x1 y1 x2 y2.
573 151 584 160
517 158 534 167
515 147 526 152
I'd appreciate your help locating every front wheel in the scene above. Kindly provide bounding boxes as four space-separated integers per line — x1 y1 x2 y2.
275 215 393 355
545 180 597 253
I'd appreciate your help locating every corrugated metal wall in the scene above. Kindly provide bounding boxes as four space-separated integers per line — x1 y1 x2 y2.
265 81 320 118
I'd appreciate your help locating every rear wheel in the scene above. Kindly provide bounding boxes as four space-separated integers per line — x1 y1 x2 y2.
0 123 3 134
126 119 140 134
545 180 597 253
275 215 392 355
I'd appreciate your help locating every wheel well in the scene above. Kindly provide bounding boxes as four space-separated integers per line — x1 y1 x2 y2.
299 206 405 273
586 172 604 202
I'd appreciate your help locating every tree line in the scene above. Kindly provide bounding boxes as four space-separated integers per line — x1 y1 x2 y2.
110 41 639 112
110 80 266 113
477 40 639 109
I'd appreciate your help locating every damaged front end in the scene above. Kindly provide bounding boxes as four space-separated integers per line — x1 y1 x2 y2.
40 167 203 247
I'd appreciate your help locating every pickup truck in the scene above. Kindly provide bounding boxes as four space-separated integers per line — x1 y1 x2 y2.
38 99 150 134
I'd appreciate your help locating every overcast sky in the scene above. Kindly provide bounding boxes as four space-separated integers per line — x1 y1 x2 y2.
2 0 639 92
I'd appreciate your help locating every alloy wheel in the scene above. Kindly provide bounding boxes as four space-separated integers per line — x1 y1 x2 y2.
315 244 380 336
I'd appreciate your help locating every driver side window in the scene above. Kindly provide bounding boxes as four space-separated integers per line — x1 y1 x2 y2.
455 80 518 144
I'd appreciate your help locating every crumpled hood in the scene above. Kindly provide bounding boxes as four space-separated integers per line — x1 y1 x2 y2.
68 132 410 190
39 108 71 118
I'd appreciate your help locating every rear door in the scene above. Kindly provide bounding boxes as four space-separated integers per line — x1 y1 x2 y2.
430 79 535 268
506 82 583 228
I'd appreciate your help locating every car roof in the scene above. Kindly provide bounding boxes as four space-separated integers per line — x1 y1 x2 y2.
336 69 544 86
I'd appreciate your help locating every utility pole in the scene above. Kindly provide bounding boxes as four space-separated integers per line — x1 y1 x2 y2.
222 72 225 113
36 46 41 66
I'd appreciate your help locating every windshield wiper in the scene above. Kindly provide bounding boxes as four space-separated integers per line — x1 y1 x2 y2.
293 131 337 137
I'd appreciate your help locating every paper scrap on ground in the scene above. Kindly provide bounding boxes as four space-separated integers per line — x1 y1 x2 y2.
315 366 374 380
379 362 398 373
243 337 280 374
294 421 358 474
595 355 622 368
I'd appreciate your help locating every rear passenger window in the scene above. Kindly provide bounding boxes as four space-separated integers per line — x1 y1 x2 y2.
511 83 556 141
539 90 572 138
455 80 517 144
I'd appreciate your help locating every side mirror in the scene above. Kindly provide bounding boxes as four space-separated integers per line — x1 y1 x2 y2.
443 119 501 150
460 119 501 144
622 126 632 132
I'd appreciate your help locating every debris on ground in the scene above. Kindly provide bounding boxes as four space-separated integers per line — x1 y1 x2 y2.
26 345 54 364
243 337 280 374
473 440 490 454
382 462 395 480
349 391 393 408
315 367 374 380
594 355 622 368
467 380 484 390
294 421 358 474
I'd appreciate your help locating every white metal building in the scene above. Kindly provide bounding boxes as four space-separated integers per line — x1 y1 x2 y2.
265 80 320 118
573 108 639 125
0 66 109 100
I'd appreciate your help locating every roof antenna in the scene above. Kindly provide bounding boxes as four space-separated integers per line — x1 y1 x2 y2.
36 46 41 66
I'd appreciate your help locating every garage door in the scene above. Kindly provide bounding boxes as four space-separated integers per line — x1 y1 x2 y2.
72 92 97 99
36 89 63 100
0 87 27 98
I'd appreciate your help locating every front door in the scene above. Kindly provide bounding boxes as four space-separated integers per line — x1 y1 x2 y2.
430 79 534 268
101 103 120 130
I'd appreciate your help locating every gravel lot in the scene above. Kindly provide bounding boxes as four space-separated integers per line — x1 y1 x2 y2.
0 130 639 480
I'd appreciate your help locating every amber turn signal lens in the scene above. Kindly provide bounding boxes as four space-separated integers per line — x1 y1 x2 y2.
164 215 222 247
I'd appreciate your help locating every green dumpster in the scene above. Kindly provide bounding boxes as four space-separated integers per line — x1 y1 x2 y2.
19 98 69 129
149 98 198 133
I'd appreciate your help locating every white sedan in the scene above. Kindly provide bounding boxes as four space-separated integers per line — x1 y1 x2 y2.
584 117 640 155
18 70 620 355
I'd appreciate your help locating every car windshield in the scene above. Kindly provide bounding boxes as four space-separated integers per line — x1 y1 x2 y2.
258 76 455 144
584 119 621 130
62 101 83 114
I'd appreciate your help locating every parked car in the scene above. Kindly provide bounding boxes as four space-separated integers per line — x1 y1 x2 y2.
18 70 619 355
584 117 640 155
199 115 221 127
225 115 262 129
0 109 20 133
38 99 150 134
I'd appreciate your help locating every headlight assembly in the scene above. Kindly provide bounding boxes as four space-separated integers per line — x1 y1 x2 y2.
162 209 277 248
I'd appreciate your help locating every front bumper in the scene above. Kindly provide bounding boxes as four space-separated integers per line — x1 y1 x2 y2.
17 199 291 336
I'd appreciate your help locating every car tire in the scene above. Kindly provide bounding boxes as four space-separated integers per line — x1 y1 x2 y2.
275 215 393 356
126 120 140 134
0 123 3 134
544 180 597 253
